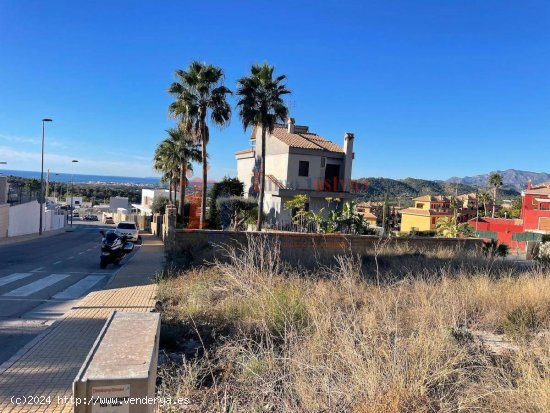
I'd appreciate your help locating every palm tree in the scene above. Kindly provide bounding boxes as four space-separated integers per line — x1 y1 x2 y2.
478 190 492 217
436 216 475 238
165 128 202 223
236 63 291 230
488 172 503 218
153 129 202 223
153 138 179 204
168 62 232 229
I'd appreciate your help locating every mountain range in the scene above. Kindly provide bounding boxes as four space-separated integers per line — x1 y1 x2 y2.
446 169 550 190
354 169 549 200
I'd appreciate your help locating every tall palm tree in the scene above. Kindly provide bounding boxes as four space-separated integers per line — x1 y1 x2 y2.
236 63 291 230
165 128 202 223
168 62 232 229
488 172 503 218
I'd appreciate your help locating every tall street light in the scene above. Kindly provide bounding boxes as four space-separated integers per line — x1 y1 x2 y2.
70 160 78 228
39 118 53 235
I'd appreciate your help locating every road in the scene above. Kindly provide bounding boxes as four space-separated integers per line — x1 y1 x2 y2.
0 220 137 364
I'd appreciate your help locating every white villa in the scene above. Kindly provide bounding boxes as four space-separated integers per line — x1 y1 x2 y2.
236 118 355 225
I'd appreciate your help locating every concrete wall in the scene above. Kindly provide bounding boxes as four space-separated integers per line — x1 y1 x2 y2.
0 176 7 204
168 229 483 268
0 204 9 238
6 201 65 237
8 201 40 237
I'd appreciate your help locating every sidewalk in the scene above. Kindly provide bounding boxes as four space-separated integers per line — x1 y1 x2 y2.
0 233 164 413
0 226 68 247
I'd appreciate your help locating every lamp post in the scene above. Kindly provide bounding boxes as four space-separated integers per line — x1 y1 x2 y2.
70 160 78 228
39 118 53 235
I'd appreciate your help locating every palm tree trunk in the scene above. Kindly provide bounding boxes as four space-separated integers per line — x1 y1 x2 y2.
179 162 186 225
200 139 207 229
493 186 497 218
256 126 267 231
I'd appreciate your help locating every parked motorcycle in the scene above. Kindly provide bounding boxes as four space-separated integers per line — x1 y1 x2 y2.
99 230 134 269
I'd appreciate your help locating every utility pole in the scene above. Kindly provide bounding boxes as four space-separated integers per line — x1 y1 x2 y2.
39 118 53 235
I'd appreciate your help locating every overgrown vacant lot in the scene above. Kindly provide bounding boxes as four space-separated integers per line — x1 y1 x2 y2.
157 238 550 412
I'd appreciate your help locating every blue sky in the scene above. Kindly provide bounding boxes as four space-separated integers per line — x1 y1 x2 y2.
0 0 549 180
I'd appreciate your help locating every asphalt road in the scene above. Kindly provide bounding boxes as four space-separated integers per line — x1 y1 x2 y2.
0 220 137 364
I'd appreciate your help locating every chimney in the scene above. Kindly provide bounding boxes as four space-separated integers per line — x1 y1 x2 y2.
287 117 295 134
527 179 532 190
343 132 354 192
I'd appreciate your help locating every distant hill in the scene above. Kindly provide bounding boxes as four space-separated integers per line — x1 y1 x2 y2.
354 177 520 200
446 169 550 190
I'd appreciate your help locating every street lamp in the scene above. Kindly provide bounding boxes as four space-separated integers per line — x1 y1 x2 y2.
70 160 78 228
39 118 53 235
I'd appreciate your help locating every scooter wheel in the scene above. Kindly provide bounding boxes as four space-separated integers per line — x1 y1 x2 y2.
100 258 108 269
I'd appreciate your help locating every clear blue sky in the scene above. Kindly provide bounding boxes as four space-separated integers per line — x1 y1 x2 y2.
1 0 549 180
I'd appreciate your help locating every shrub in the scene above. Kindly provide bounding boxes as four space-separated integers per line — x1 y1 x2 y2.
502 305 543 337
208 177 244 229
482 239 509 258
217 196 257 230
533 241 550 264
152 196 170 214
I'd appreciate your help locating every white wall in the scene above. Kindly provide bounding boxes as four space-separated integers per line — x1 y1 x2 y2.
7 201 65 237
8 201 40 237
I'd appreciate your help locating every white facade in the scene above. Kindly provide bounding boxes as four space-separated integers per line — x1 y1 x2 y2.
68 196 83 209
133 189 179 215
236 119 355 225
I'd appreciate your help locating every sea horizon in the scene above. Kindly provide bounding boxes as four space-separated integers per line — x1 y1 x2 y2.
1 169 162 186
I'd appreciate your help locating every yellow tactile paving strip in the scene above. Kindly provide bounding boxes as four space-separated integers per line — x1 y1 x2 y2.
0 236 162 413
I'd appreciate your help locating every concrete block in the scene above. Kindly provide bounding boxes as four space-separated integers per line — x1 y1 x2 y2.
73 311 160 413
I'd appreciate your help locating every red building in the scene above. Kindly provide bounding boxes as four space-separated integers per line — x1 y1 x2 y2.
468 181 550 251
521 181 550 232
469 217 526 251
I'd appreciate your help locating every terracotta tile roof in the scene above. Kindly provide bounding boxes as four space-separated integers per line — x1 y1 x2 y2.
399 208 454 217
413 195 451 202
526 184 550 195
270 125 344 153
235 148 255 155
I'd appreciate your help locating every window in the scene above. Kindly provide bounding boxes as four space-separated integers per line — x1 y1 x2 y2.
298 161 309 177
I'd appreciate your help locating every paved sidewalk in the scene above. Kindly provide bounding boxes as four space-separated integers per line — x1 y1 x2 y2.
0 234 164 413
0 227 68 247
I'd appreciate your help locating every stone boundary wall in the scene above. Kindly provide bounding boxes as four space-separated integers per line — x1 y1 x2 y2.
168 229 483 268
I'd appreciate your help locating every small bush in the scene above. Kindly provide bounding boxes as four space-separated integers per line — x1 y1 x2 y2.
533 241 550 264
482 239 509 258
502 305 542 337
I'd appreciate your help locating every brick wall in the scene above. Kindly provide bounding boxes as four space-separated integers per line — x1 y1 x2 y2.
169 229 483 268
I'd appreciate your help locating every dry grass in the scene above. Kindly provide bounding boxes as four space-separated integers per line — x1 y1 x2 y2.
157 235 550 412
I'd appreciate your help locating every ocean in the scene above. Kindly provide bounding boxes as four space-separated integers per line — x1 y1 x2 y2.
2 169 162 186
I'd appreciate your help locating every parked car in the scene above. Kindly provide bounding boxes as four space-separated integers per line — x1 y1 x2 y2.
83 214 99 221
103 216 114 224
114 221 139 242
72 211 80 218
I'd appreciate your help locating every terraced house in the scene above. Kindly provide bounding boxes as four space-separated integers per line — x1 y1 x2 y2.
399 193 478 234
235 118 355 225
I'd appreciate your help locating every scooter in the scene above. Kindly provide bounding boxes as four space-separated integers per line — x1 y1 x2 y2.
99 230 134 269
